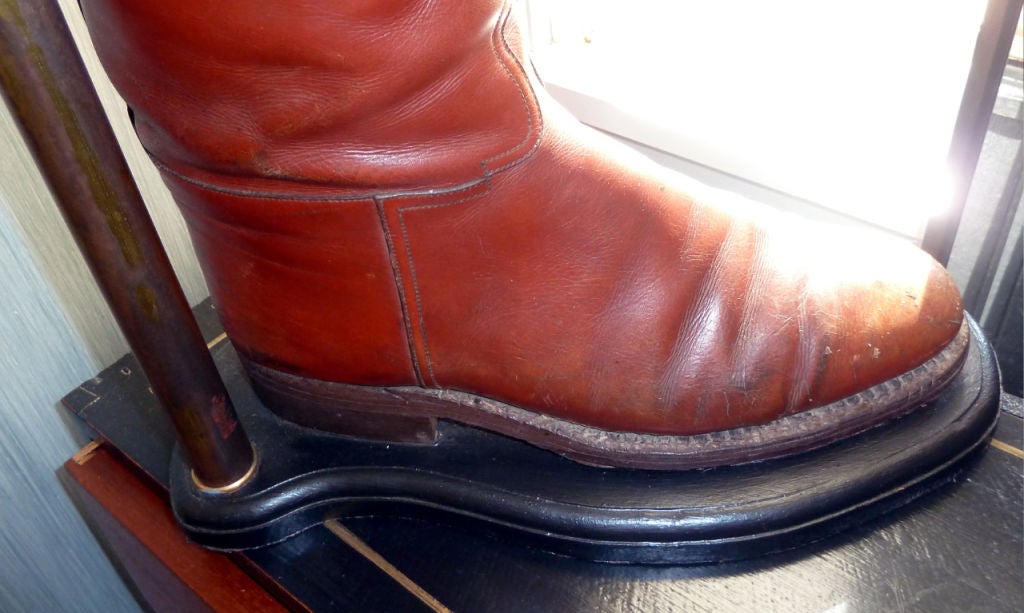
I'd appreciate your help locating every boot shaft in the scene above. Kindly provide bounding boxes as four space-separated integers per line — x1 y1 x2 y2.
82 0 540 190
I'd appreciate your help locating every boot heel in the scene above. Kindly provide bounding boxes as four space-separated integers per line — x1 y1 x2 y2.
242 359 439 445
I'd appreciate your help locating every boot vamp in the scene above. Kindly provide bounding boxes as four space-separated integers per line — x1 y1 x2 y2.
394 123 963 436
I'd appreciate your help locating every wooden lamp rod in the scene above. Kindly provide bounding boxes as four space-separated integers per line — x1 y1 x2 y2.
0 0 256 489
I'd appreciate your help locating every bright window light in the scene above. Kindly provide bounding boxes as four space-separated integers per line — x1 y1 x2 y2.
528 0 989 238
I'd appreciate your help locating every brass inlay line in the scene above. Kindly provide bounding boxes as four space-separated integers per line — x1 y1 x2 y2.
71 440 101 465
191 445 259 493
206 332 228 349
76 386 101 410
990 438 1024 460
325 519 451 613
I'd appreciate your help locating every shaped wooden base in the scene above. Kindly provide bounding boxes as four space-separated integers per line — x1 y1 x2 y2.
159 316 999 564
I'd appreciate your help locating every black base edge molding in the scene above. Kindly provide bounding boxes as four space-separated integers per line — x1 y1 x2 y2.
167 316 1000 565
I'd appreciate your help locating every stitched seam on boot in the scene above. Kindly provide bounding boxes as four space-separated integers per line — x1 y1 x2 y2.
152 154 512 204
375 198 426 387
157 157 497 388
480 1 543 176
392 181 494 388
148 156 378 201
375 3 538 388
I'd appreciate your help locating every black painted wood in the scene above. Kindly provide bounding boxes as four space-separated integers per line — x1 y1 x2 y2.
156 315 994 564
242 525 435 613
62 301 1021 609
343 431 1022 613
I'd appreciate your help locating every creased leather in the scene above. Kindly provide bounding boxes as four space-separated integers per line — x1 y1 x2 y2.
82 0 963 436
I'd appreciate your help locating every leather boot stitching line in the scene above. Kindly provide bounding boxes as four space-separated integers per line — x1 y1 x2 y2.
152 154 508 203
150 156 374 201
147 1 539 394
395 182 494 389
147 5 541 204
375 198 425 387
480 1 543 175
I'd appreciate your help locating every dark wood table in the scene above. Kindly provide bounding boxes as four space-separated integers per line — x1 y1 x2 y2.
61 303 1023 612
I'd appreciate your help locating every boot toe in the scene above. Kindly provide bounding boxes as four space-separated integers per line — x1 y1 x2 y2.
777 227 965 416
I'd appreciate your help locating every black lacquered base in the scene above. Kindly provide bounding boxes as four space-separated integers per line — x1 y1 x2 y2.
168 316 1000 564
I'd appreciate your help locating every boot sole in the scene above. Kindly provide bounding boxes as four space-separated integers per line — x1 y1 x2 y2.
242 319 970 470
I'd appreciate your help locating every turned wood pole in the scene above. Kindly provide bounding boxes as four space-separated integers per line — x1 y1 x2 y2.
0 0 256 489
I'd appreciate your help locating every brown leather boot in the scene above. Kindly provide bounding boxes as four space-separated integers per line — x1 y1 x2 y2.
82 0 966 469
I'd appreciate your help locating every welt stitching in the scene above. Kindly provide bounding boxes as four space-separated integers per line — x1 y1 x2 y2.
395 182 493 388
375 198 425 387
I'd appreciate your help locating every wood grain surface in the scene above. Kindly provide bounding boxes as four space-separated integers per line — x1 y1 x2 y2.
61 443 290 613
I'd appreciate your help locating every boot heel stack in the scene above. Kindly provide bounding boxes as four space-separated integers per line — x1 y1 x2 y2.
243 359 439 445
